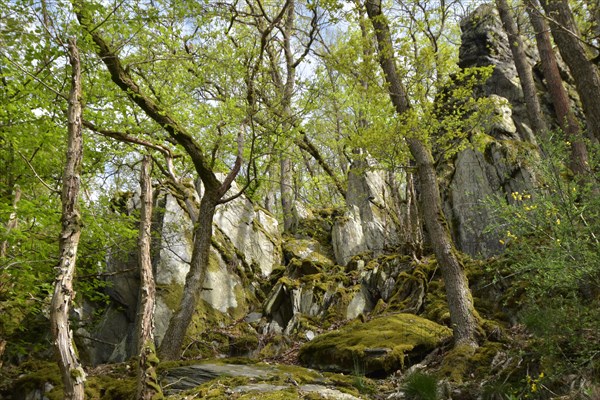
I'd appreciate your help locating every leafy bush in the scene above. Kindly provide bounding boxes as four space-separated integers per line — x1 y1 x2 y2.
486 137 600 387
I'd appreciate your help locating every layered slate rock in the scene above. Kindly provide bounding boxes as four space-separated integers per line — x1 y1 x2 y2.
299 314 451 376
161 362 365 399
333 158 421 266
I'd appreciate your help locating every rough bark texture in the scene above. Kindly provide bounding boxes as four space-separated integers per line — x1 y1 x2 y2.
365 0 479 348
279 0 297 233
136 156 164 399
496 0 547 141
527 0 591 176
49 38 86 400
540 0 600 143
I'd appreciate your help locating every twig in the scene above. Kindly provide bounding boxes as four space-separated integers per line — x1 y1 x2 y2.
16 150 59 193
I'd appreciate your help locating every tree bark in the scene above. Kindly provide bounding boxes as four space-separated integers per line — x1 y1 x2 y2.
280 156 294 232
540 0 600 143
496 0 546 143
1 186 21 258
527 0 591 176
136 155 164 399
295 133 347 199
49 37 86 400
279 0 297 233
158 191 218 360
365 0 479 348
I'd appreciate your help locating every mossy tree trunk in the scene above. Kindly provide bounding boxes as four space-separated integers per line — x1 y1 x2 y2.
135 155 164 399
158 191 219 360
49 37 86 400
365 0 479 349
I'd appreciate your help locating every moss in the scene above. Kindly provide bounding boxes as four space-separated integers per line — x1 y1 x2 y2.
439 341 504 384
86 375 136 399
11 361 63 400
10 360 136 400
439 344 476 383
157 283 184 311
299 314 452 375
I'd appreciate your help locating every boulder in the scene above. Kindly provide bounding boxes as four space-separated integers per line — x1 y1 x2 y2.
299 314 451 376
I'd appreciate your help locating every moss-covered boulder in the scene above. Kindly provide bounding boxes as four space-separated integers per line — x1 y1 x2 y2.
299 314 451 376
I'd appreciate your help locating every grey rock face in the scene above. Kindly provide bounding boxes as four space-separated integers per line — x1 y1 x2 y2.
440 3 544 257
332 205 368 266
333 158 420 265
87 187 281 364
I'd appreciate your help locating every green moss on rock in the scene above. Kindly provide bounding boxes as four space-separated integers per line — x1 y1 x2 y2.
299 314 452 375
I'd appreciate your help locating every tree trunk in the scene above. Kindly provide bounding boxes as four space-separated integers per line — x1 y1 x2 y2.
49 38 86 400
496 0 546 143
1 186 21 258
365 0 479 348
136 155 164 399
158 190 218 360
540 0 600 143
280 156 294 232
527 0 591 176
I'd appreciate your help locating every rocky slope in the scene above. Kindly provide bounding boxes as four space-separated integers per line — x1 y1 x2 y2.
2 4 594 400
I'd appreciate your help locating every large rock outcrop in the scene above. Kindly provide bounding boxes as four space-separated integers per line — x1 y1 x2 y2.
439 3 573 257
84 186 281 364
332 158 421 265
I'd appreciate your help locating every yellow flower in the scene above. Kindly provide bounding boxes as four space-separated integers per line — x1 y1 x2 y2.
556 218 561 225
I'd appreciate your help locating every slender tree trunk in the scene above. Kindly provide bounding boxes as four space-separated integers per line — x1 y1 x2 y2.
527 0 591 176
539 0 600 143
280 156 294 232
49 38 86 400
1 187 21 258
280 0 297 233
136 156 163 399
158 190 218 360
365 0 479 348
496 0 546 143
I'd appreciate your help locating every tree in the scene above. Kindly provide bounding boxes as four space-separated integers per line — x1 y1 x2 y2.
526 0 591 177
135 155 163 399
73 0 248 360
365 0 479 349
539 0 600 143
49 37 86 400
496 0 546 144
